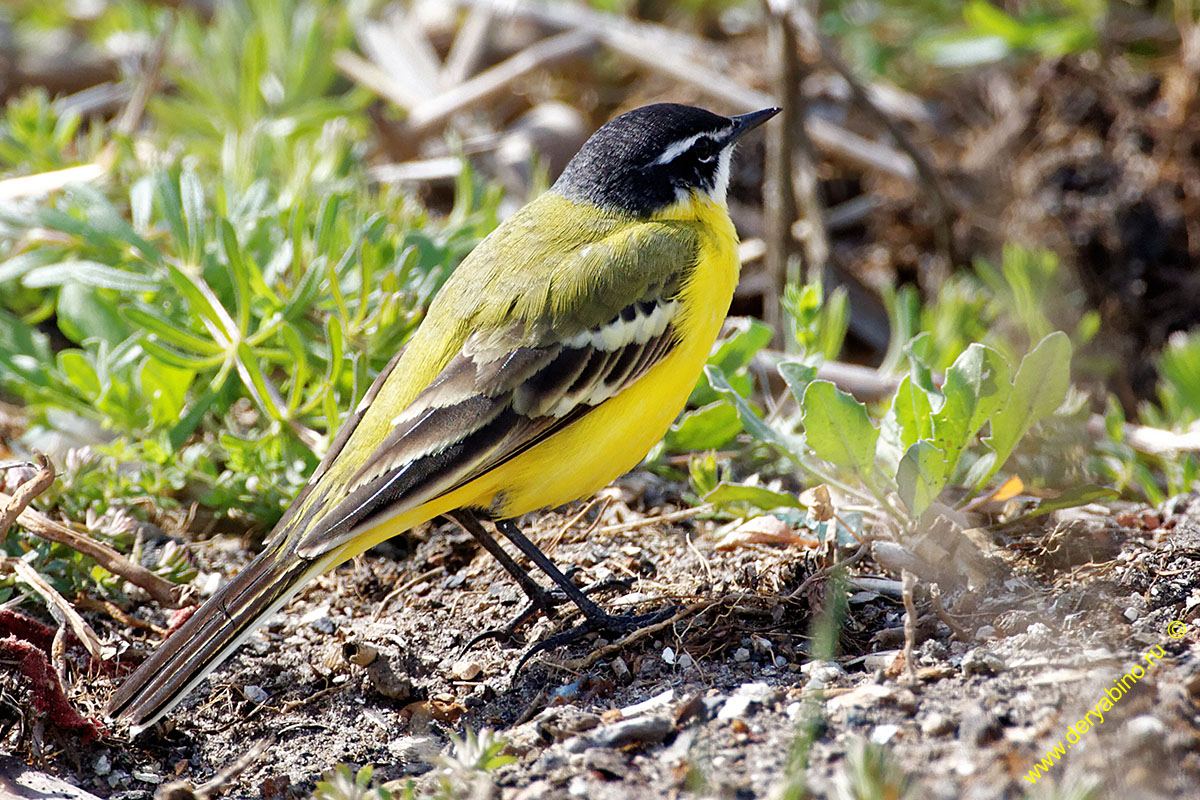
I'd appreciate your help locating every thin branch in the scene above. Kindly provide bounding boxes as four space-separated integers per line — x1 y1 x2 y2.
4 492 194 609
405 29 597 134
3 558 103 660
0 455 56 546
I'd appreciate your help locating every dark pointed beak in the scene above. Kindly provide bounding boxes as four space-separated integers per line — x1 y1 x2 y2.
725 107 781 143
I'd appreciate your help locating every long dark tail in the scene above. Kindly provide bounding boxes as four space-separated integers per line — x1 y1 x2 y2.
106 542 319 735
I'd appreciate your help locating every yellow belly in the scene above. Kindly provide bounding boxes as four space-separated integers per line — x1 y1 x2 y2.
333 196 738 561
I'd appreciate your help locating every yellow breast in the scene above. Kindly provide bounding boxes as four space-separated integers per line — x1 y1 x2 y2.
464 194 739 516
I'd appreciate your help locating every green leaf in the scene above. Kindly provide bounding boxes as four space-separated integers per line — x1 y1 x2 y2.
987 331 1072 471
56 350 102 399
897 441 950 518
57 282 128 346
141 338 226 370
180 169 206 261
690 317 771 405
892 375 933 445
904 333 939 397
219 218 253 333
705 482 803 513
0 309 52 385
878 375 933 475
23 261 159 292
0 250 54 283
139 360 194 427
1026 485 1119 518
165 264 237 343
801 380 878 476
235 342 285 422
778 360 818 406
930 344 1011 475
123 307 223 354
665 402 742 452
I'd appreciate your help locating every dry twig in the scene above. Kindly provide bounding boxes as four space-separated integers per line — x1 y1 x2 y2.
0 460 193 608
901 569 918 686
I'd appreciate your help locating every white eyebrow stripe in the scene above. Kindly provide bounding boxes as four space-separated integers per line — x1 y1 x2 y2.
652 132 710 165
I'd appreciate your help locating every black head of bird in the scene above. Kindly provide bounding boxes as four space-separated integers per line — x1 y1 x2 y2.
552 102 781 216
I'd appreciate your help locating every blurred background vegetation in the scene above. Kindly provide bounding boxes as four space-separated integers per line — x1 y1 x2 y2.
0 0 1198 601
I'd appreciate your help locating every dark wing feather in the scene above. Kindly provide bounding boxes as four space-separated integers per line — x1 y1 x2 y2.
295 295 681 558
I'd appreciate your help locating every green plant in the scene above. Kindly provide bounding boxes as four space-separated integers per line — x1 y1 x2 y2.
1090 330 1200 504
431 729 515 800
707 331 1091 522
883 245 1099 375
0 90 94 175
822 0 1105 82
832 738 918 800
783 278 850 361
314 764 395 800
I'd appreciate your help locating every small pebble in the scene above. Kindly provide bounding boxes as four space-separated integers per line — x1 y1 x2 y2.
94 754 111 776
922 712 956 736
870 723 900 744
961 649 1005 676
589 715 672 748
662 646 676 665
677 652 695 669
451 659 482 681
733 647 751 662
1126 714 1166 748
243 684 270 703
1123 607 1140 622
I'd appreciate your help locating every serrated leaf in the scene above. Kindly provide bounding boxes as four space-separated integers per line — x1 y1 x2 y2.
904 332 939 397
897 440 950 518
778 360 818 406
930 344 1011 476
878 375 932 475
801 380 878 476
987 331 1072 470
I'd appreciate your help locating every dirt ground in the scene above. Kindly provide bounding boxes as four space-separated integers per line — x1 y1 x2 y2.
5 472 1200 800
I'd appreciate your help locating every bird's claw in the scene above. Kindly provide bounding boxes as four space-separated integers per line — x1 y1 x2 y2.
457 574 633 659
511 605 677 677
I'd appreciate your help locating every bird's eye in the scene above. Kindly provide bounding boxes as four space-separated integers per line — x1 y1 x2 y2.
694 137 718 163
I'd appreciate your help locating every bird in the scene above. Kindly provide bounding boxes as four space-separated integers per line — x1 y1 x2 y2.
106 102 780 735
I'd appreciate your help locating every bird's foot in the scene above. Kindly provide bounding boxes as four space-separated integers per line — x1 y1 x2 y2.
511 605 677 677
457 572 631 658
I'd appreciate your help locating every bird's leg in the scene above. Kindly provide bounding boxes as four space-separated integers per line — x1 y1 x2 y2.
448 510 556 614
492 518 677 675
491 518 610 622
450 509 632 656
